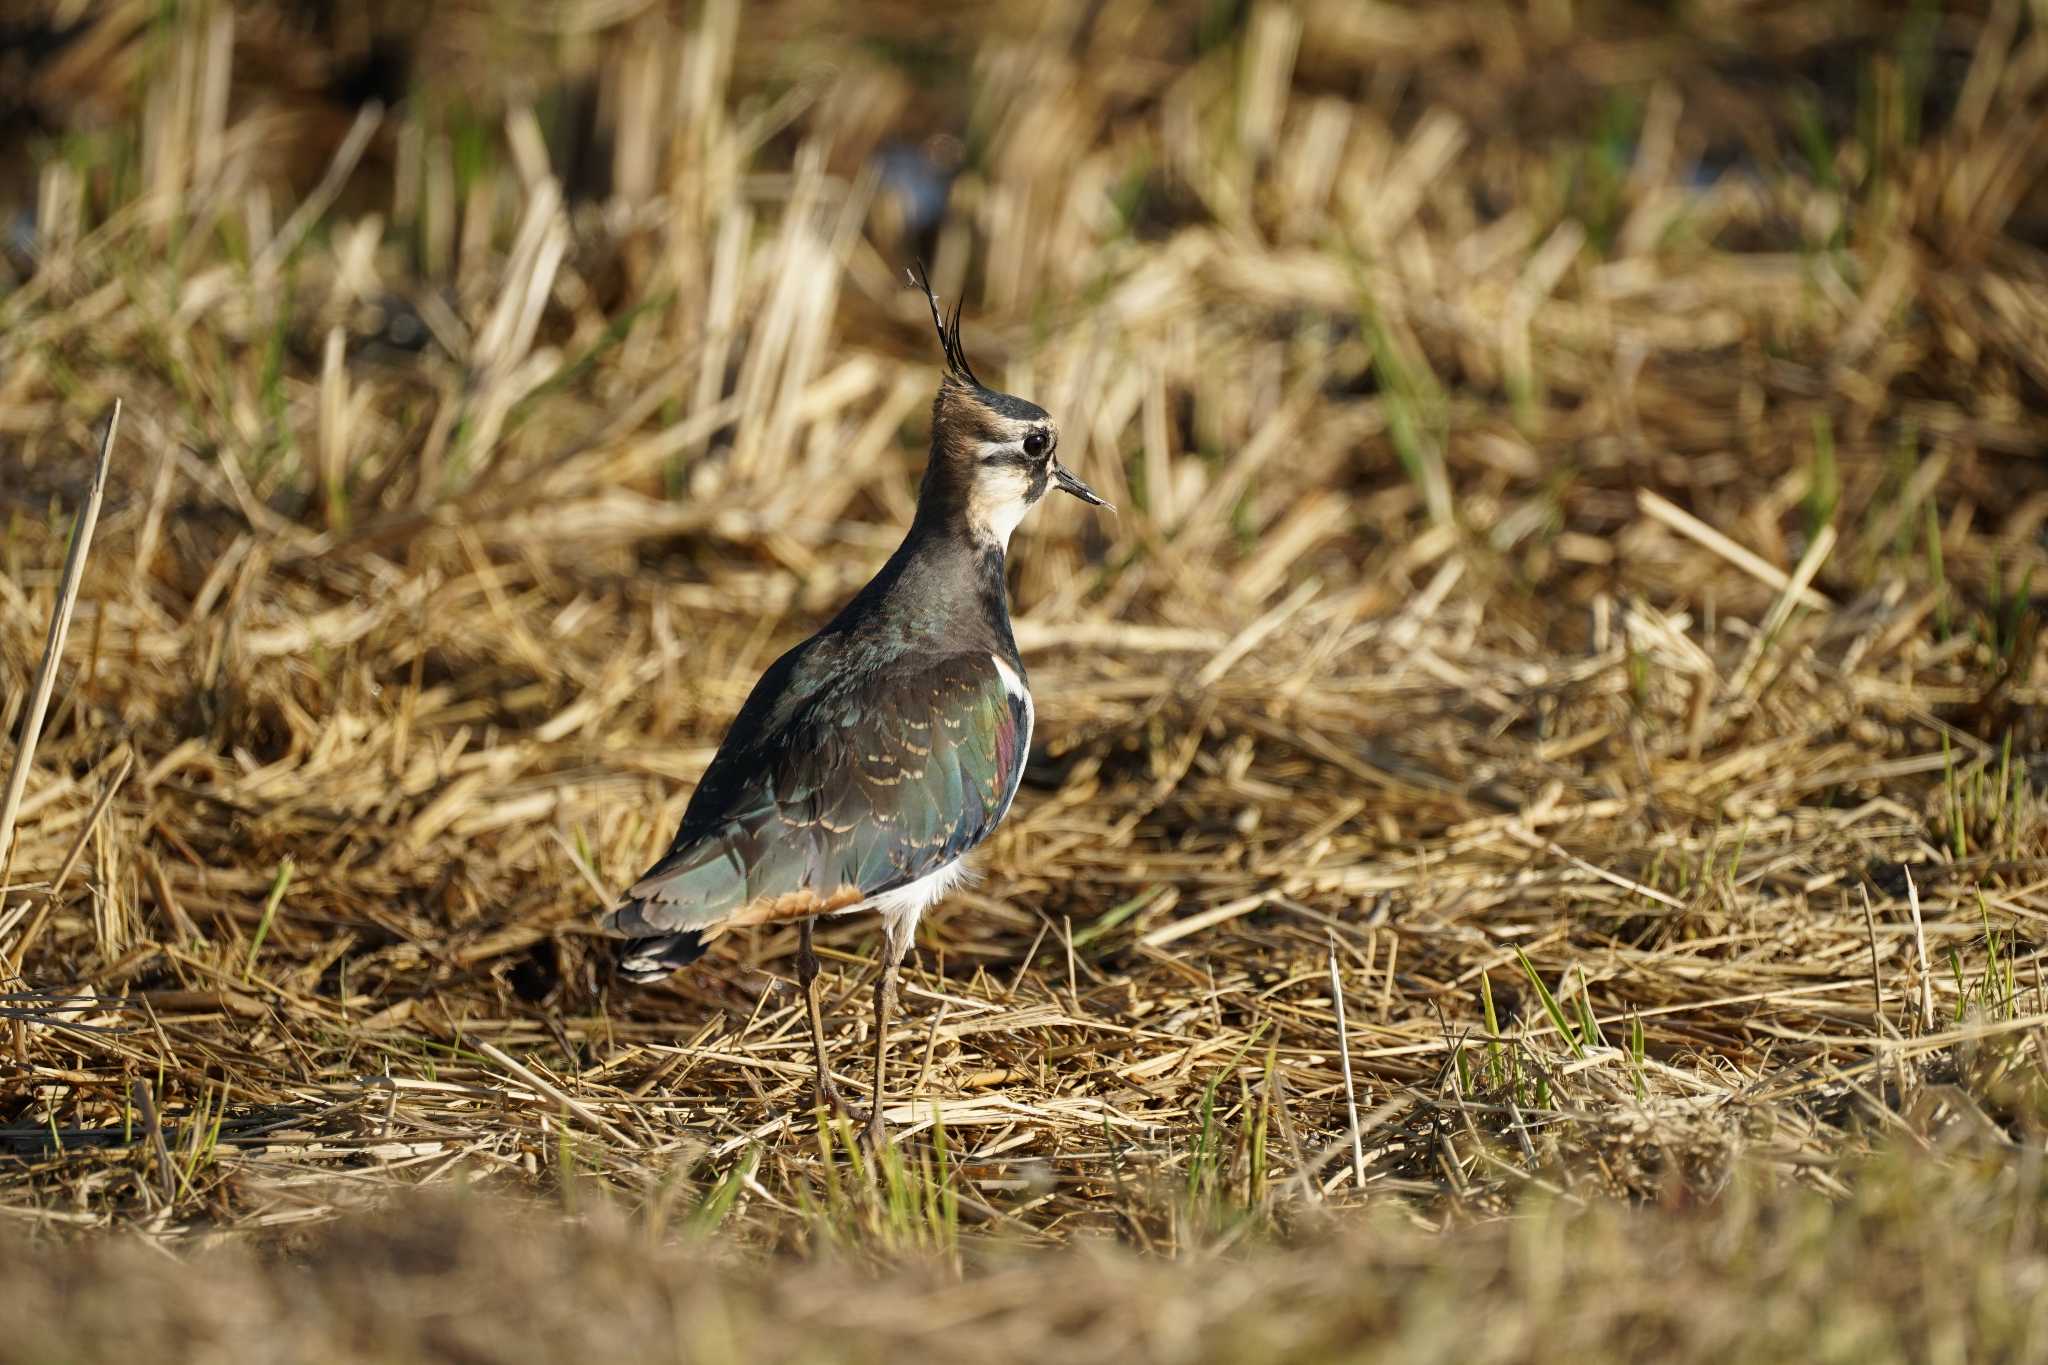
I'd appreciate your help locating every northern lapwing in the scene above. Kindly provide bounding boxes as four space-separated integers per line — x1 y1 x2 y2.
603 269 1109 1147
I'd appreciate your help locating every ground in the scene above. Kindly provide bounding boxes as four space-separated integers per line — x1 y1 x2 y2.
2 1 2046 1360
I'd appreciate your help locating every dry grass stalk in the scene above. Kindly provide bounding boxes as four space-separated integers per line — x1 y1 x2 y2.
0 0 2040 1306
0 402 119 883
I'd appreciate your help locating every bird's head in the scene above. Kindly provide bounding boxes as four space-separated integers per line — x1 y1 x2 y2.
910 268 1108 550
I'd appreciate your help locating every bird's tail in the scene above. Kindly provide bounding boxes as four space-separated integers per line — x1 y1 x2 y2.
613 928 709 983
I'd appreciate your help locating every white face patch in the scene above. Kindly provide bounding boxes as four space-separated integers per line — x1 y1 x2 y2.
967 460 1040 550
972 436 1031 461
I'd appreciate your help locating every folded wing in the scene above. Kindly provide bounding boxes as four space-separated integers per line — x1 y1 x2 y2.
605 652 1029 950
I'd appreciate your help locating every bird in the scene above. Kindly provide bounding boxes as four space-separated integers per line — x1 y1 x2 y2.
602 268 1109 1148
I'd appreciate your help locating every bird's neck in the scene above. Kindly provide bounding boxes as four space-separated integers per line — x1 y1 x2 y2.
826 511 1019 663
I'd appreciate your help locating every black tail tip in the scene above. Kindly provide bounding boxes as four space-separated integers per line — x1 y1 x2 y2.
614 930 708 984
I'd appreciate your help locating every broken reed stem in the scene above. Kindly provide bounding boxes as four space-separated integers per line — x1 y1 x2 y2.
1859 883 1886 1034
1328 932 1365 1191
130 1076 175 1204
0 748 140 976
1637 489 1832 610
0 401 121 901
477 1039 643 1152
1729 523 1836 696
1906 868 1935 1031
254 103 383 278
48 749 134 904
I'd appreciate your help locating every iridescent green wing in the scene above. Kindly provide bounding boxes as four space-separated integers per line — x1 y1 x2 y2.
778 651 1029 902
605 652 1028 941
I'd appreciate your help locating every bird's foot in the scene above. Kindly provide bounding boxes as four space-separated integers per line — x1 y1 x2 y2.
809 1078 852 1121
858 1110 890 1156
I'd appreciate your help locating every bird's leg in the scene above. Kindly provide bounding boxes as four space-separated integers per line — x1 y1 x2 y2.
796 918 846 1117
862 955 897 1153
861 909 917 1153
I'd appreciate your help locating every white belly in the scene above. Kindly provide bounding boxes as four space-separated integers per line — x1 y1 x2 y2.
844 858 975 919
842 858 975 965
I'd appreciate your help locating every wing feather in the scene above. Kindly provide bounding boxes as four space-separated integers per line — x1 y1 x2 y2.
604 652 1027 947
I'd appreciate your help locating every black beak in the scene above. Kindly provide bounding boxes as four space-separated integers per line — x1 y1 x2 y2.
1052 461 1110 509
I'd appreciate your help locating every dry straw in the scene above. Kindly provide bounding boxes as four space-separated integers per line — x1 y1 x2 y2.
0 0 2042 1263
0 403 119 888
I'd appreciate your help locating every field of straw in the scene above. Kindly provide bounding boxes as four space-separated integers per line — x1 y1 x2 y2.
3 0 2047 1359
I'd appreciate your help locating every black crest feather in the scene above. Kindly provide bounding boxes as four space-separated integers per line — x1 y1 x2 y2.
908 263 982 389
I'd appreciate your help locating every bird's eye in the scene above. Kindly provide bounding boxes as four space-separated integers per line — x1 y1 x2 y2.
1023 431 1049 458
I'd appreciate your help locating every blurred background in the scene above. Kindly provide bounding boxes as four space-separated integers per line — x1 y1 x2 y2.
2 0 2047 1323
5 0 2043 581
